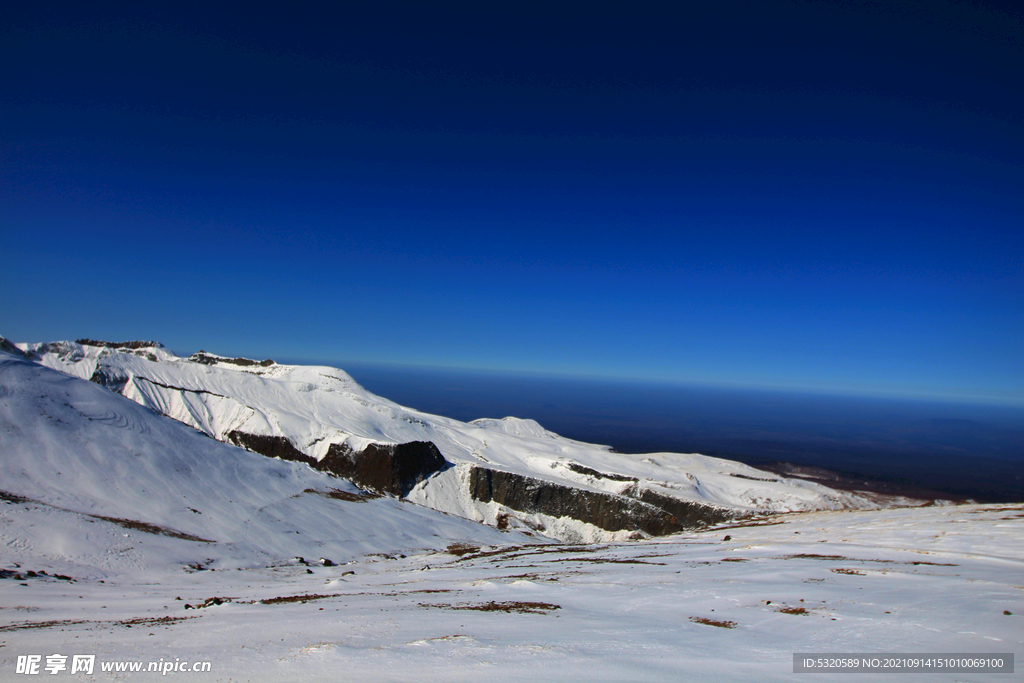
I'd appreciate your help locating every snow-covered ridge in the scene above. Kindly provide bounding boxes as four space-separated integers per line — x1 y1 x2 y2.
0 345 528 574
18 339 902 541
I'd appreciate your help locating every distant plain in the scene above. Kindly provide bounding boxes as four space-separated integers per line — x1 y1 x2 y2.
327 362 1024 503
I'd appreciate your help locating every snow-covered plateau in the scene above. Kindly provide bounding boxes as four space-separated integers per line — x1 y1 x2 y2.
1 340 1019 681
17 340 916 543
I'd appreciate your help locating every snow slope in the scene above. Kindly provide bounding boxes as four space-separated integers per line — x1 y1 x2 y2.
0 346 532 576
3 498 1019 682
20 340 892 541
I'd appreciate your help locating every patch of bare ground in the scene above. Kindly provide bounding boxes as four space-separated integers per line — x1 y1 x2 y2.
497 573 542 581
689 616 736 629
494 570 582 582
0 490 214 542
115 616 192 628
258 593 344 605
302 488 379 502
420 601 561 614
776 606 809 615
709 519 786 531
0 619 90 633
963 505 1024 514
832 568 865 575
451 545 523 562
516 545 606 557
430 634 472 641
446 543 480 557
0 490 32 504
720 557 749 562
0 616 194 633
183 597 234 609
781 554 957 567
566 557 666 565
91 515 216 542
454 544 602 564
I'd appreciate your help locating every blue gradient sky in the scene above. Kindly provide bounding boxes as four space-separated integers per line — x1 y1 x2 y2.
2 2 1022 405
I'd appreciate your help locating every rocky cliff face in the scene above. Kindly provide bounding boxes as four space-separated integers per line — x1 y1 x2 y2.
153 392 706 536
468 466 687 536
18 339 882 543
221 431 735 536
227 431 316 466
225 432 449 497
626 487 735 528
319 441 450 497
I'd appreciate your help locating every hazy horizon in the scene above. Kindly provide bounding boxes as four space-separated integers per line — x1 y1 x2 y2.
333 360 1024 503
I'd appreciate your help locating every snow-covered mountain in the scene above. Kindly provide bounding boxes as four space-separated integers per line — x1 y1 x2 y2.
0 343 527 574
16 339 895 542
4 339 1018 682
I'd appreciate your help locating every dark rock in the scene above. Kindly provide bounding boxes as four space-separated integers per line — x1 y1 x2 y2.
226 433 447 498
76 339 162 350
728 472 778 482
723 535 732 541
89 366 130 394
227 432 316 466
626 487 736 528
468 466 682 536
188 352 275 367
566 463 639 482
318 441 449 497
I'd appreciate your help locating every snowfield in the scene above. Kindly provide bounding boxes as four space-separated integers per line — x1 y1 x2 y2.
1 342 1019 681
2 502 1020 681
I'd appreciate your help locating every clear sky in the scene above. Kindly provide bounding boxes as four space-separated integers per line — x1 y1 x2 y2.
2 1 1022 405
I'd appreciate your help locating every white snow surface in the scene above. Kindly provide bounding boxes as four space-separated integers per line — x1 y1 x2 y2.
19 341 891 541
1 344 1019 681
0 347 528 572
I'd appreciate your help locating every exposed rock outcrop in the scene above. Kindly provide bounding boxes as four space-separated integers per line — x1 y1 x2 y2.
75 339 163 350
88 365 131 395
566 462 639 482
319 441 449 497
625 487 736 528
214 432 451 497
468 466 684 536
189 352 275 367
226 431 316 467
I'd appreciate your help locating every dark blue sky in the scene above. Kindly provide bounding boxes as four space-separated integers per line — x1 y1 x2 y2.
3 1 1022 405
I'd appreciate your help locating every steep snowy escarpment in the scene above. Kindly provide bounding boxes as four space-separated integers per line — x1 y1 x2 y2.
19 339 893 541
0 346 529 573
